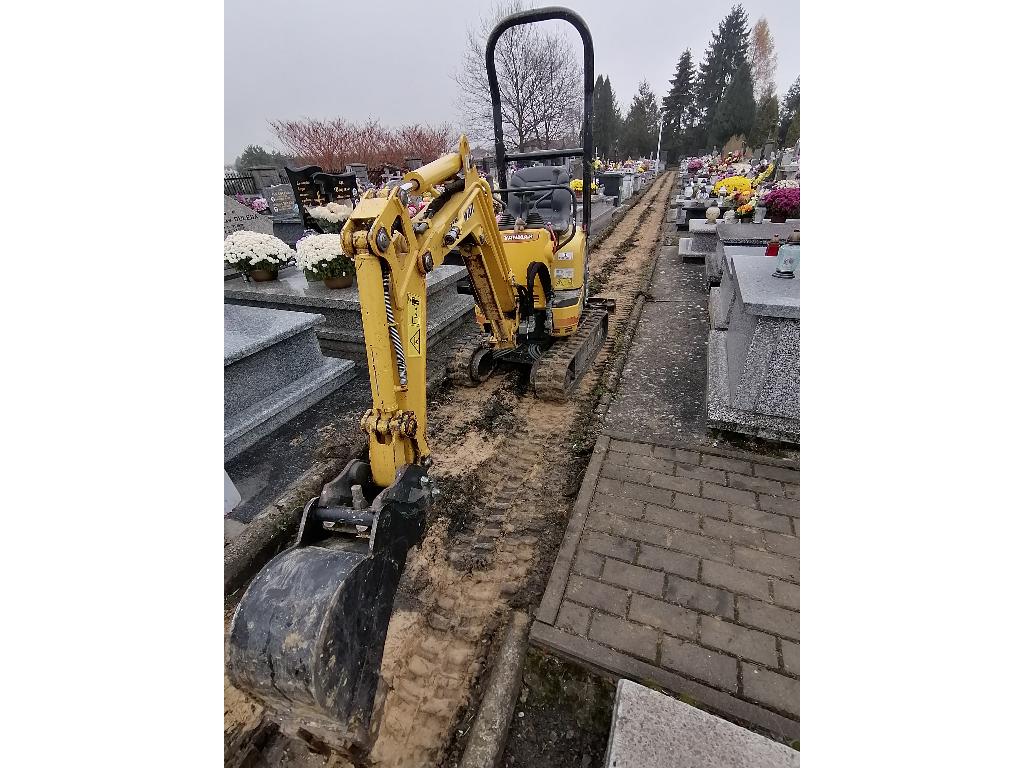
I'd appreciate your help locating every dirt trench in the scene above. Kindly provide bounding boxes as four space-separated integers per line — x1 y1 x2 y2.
225 172 675 768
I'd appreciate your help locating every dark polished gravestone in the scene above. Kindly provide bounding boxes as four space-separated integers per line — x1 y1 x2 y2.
264 183 304 247
224 264 475 361
707 249 799 444
224 305 356 461
284 165 360 233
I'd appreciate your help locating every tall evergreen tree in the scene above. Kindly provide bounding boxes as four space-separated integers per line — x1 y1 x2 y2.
778 77 800 147
620 81 660 158
692 4 750 150
661 50 695 163
593 75 622 159
748 92 779 147
709 58 756 146
783 109 799 147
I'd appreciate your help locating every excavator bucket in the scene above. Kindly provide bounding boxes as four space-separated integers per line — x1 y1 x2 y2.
226 460 434 753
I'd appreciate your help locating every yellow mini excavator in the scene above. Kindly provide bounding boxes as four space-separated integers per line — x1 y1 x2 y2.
227 6 608 754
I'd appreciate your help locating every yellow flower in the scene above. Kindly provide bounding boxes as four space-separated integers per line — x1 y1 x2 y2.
713 176 752 195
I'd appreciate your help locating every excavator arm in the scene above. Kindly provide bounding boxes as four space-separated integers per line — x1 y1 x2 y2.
340 134 522 488
226 136 529 752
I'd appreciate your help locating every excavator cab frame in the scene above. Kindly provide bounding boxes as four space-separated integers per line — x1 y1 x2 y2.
486 6 595 234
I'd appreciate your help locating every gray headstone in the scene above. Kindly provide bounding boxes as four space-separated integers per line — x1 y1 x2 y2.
265 183 297 216
224 195 274 237
605 680 799 768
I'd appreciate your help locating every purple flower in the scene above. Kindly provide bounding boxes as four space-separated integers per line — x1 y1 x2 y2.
763 187 800 219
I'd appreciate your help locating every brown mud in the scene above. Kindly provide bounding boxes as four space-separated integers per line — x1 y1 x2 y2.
225 172 674 768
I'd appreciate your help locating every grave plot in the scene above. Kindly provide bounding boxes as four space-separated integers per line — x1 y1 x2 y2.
225 264 475 361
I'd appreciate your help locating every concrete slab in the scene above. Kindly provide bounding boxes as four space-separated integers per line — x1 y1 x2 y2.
604 247 710 445
730 254 800 318
605 680 799 768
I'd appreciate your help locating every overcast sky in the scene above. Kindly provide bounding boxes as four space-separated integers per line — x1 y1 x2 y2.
225 0 799 163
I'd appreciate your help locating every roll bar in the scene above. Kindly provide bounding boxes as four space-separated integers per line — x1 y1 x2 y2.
485 6 594 232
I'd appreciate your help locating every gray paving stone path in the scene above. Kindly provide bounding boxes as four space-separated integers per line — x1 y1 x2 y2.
533 193 800 743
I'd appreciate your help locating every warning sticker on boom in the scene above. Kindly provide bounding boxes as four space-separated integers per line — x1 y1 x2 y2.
407 294 423 357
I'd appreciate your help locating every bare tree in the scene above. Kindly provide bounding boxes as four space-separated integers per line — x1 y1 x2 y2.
271 117 456 173
749 17 778 101
454 0 582 151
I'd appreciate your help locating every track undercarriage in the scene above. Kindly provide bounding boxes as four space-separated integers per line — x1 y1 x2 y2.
449 298 614 401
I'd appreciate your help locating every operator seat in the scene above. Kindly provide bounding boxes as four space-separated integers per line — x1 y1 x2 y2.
500 165 573 234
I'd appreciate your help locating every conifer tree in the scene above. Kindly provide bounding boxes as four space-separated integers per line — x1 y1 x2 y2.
748 92 779 148
620 81 660 158
692 4 750 150
593 75 623 159
783 109 799 147
778 77 800 148
661 50 695 163
709 58 756 146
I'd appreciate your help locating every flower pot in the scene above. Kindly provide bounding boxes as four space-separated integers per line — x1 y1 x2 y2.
324 274 354 289
249 269 278 282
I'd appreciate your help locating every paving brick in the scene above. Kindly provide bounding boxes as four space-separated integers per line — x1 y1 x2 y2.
602 559 665 596
753 463 800 484
772 580 799 610
592 491 645 520
589 613 658 662
673 463 727 485
662 637 739 691
737 597 799 640
793 518 799 536
649 471 701 495
603 449 630 467
702 518 764 549
581 530 637 562
701 560 772 601
600 461 651 486
637 545 699 579
727 473 786 496
572 548 605 578
666 576 734 618
741 663 799 716
784 483 799 500
651 445 700 464
759 493 799 517
734 547 799 580
628 595 698 638
596 477 623 496
625 453 677 474
592 512 674 549
763 531 799 557
780 640 799 675
672 492 730 520
610 438 650 456
555 601 591 636
730 505 793 534
669 530 734 563
700 617 778 667
621 481 675 507
701 454 754 474
703 482 757 507
566 575 629 614
644 504 700 533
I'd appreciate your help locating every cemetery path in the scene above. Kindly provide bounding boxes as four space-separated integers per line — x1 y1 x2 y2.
223 172 674 768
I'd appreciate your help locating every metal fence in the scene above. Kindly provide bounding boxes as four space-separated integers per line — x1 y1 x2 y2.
224 174 257 196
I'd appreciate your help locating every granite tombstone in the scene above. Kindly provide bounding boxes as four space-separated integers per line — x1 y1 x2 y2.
224 195 275 237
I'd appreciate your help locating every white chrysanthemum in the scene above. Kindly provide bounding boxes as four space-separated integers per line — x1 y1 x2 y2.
296 234 350 272
306 202 353 224
224 231 294 267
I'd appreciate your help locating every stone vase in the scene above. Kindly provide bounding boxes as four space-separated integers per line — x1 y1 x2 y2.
324 274 354 289
249 269 278 282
